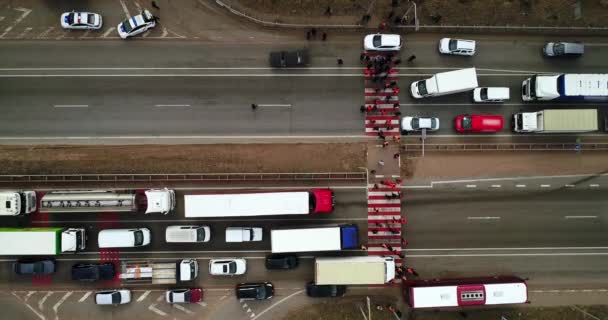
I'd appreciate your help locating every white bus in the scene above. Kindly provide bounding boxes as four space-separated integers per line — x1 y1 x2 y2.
403 276 528 309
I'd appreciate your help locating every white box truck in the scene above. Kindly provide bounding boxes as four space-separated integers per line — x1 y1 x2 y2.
315 256 396 285
270 225 358 253
184 189 334 218
521 74 608 101
0 227 86 255
513 109 598 133
119 259 198 284
39 188 175 214
410 68 478 98
0 191 37 216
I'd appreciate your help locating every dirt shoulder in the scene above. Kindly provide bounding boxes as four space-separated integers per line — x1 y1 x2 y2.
0 144 366 174
224 0 608 28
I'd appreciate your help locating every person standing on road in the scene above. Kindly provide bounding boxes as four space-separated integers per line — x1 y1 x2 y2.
251 103 258 110
407 55 416 62
378 160 385 166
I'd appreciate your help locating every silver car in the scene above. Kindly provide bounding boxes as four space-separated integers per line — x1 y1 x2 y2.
401 116 440 132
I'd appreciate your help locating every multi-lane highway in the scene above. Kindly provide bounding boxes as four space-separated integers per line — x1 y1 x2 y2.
1 35 607 138
2 187 606 290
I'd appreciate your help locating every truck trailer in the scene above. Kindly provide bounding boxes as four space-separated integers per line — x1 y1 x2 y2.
184 189 334 218
513 109 598 133
0 191 37 216
39 188 175 214
0 227 86 255
270 224 358 253
315 256 396 285
119 259 198 284
410 68 478 98
521 74 608 101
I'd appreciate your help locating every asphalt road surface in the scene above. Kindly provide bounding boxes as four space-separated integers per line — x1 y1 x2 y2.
1 35 608 139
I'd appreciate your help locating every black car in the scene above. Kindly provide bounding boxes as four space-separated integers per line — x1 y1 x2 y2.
236 282 274 300
269 49 310 68
71 262 116 281
306 282 346 298
265 254 298 270
14 258 55 275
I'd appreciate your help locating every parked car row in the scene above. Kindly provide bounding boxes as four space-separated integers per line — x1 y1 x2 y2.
363 33 584 58
60 9 156 39
95 226 263 249
401 114 505 134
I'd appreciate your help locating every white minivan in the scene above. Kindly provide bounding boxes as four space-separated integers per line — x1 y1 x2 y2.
225 227 263 243
165 225 211 243
473 87 510 103
98 228 151 248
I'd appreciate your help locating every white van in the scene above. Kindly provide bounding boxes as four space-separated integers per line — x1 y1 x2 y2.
98 228 151 248
165 225 211 243
225 227 263 243
473 87 510 103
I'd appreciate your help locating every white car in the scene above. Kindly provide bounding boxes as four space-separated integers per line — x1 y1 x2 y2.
225 227 263 243
117 10 156 39
60 11 102 30
401 116 440 132
473 87 510 103
364 34 402 51
95 289 131 305
209 258 246 276
438 38 476 56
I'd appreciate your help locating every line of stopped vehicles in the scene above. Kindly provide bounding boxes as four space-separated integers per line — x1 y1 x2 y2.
1 187 392 305
362 34 605 134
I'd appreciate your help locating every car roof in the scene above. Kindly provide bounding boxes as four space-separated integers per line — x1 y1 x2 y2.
456 39 475 49
380 34 400 47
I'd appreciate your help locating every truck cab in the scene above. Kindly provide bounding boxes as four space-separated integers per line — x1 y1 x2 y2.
513 112 539 133
310 189 335 213
144 189 176 214
0 191 37 216
62 228 87 252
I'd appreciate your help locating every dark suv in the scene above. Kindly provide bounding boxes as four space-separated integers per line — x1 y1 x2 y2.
71 262 116 281
265 254 298 270
306 282 346 298
236 282 274 300
14 258 55 275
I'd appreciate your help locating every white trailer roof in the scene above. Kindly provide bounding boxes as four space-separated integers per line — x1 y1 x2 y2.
0 231 58 255
435 67 478 93
563 74 608 96
411 283 527 308
271 227 340 253
315 256 393 285
184 192 310 217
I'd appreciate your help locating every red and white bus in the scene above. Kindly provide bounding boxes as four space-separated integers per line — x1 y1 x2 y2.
403 276 528 309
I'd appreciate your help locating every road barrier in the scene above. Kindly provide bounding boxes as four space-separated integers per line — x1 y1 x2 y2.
0 172 366 183
401 143 608 152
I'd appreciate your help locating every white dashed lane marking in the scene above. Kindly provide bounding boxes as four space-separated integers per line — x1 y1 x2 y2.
137 290 151 302
0 7 32 38
38 291 53 310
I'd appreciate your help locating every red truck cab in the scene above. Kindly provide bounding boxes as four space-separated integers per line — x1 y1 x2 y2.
455 114 504 133
310 189 335 213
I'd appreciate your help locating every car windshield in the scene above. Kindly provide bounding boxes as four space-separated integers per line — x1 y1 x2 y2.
553 43 565 55
196 228 205 241
461 116 472 129
134 230 144 246
256 286 266 299
183 291 191 301
228 262 237 273
448 39 458 51
411 118 420 130
308 193 316 211
480 88 488 100
65 13 76 25
417 81 428 96
111 292 120 304
87 14 95 24
122 19 134 32
430 118 438 129
373 35 382 47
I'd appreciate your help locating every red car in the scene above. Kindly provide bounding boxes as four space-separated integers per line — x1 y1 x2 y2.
455 114 504 133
